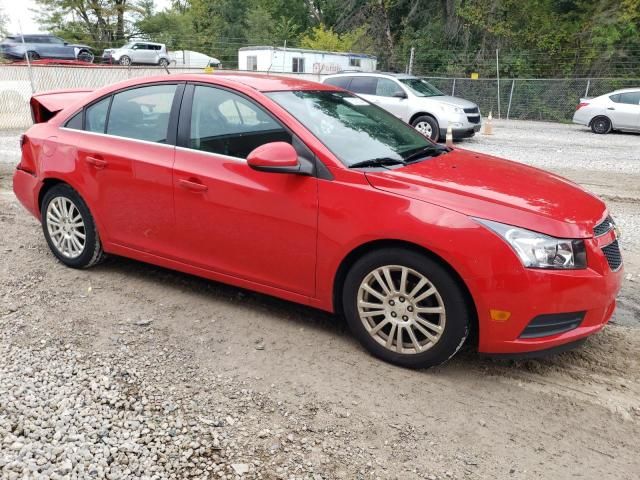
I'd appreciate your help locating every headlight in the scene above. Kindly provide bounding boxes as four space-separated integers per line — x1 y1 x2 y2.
439 104 464 114
475 218 587 269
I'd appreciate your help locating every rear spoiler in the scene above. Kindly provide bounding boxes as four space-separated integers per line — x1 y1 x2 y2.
30 88 93 123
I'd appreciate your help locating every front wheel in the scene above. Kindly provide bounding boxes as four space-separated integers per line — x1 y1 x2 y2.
119 55 131 66
41 184 105 269
158 58 169 67
591 116 612 134
77 50 94 63
342 248 471 369
411 115 440 142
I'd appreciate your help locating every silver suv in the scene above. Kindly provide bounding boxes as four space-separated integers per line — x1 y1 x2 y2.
102 41 170 67
323 73 481 141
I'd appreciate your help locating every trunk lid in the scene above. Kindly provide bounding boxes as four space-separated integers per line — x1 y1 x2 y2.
30 89 93 123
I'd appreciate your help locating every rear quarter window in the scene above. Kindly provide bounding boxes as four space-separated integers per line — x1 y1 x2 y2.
324 77 352 89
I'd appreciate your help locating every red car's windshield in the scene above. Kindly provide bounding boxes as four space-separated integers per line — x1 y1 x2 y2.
266 90 434 166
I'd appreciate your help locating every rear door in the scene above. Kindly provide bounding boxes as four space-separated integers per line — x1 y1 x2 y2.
610 91 640 130
172 84 319 296
63 82 183 256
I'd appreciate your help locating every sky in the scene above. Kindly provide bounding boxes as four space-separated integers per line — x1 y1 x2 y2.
2 0 171 35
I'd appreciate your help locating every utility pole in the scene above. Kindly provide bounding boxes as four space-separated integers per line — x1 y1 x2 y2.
496 48 501 119
408 47 415 75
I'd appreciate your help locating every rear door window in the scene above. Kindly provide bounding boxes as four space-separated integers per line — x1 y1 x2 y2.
349 77 377 95
85 97 111 133
188 85 291 158
106 84 177 143
618 92 640 105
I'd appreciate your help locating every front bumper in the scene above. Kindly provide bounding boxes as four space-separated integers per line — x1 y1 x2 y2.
473 233 623 355
440 124 481 140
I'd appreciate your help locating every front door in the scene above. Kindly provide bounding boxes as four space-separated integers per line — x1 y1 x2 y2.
172 84 319 296
373 78 410 120
64 83 182 255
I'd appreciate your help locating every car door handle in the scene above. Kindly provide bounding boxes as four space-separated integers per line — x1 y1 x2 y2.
607 107 615 110
178 178 208 192
85 156 107 169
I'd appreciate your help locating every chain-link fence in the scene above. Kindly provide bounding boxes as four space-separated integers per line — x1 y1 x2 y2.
2 64 640 129
424 77 640 122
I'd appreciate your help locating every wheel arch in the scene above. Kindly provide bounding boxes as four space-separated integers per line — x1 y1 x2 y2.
332 239 479 345
409 111 439 126
38 177 68 213
589 114 614 129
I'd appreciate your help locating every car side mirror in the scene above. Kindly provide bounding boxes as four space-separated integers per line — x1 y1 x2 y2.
393 91 408 99
247 142 301 174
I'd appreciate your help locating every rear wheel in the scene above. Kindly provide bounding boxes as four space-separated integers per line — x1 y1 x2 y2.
26 51 40 61
411 115 440 142
158 58 169 67
119 55 131 66
591 116 612 134
342 248 470 368
41 184 105 269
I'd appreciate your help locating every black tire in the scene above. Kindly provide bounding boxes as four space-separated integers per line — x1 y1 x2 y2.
158 58 169 67
77 50 94 63
411 115 440 142
26 51 40 61
591 116 612 134
41 184 105 269
342 248 470 369
119 55 131 66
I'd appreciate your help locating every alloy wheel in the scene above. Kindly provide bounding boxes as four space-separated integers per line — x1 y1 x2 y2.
45 197 86 259
415 121 433 138
357 265 446 354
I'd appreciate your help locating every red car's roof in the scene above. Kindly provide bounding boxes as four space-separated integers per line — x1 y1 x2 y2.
205 72 338 92
130 72 339 92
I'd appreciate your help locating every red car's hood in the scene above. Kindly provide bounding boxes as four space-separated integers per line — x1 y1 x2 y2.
365 149 605 238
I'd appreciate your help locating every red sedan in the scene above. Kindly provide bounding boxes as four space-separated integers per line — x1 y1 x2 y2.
13 74 623 368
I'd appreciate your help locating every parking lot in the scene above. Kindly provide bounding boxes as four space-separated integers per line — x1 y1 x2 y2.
1 120 639 479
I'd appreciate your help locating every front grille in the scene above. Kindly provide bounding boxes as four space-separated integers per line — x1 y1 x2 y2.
467 115 481 124
519 312 585 339
463 107 479 114
602 240 623 271
594 215 614 236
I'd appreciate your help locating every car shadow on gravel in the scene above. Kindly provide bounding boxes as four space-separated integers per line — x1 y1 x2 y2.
81 254 639 382
92 255 348 336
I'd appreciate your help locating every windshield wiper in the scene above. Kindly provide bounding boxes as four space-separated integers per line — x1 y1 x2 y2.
348 157 406 169
403 146 449 163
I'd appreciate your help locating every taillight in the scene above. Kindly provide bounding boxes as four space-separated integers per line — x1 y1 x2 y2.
576 102 589 110
18 135 36 174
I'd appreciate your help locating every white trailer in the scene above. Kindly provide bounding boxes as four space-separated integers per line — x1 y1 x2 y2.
238 46 377 74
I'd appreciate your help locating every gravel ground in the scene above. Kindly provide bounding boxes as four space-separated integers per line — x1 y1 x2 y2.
1 121 640 480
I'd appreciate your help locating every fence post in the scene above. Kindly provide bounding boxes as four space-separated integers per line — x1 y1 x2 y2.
584 79 591 98
18 21 35 93
496 49 501 119
506 79 515 120
451 78 456 96
408 47 415 75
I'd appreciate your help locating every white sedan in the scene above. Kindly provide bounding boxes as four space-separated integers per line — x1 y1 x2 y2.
573 88 640 134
